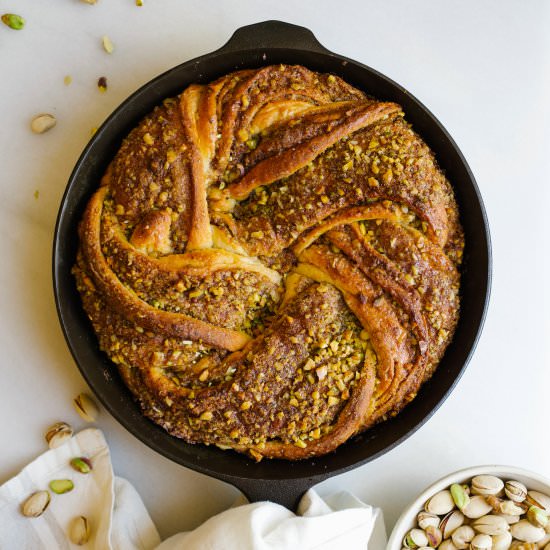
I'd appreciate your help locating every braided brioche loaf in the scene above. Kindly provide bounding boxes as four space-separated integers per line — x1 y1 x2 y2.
74 65 463 460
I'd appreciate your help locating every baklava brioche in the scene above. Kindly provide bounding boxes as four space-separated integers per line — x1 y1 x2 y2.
74 64 463 460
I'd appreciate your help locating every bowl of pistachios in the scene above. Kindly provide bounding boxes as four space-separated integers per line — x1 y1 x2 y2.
388 465 550 550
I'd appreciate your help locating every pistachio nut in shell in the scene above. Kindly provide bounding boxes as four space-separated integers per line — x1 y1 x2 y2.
472 476 505 496
451 483 471 511
472 515 510 536
497 513 520 525
510 519 545 543
526 492 550 513
505 481 527 503
452 525 476 549
500 500 525 516
21 490 50 517
426 490 456 515
526 506 548 529
463 496 494 519
404 528 429 549
491 531 512 550
45 422 73 449
69 516 90 545
470 533 493 550
538 533 550 547
417 511 440 530
425 525 442 547
73 393 99 422
441 510 466 539
509 544 537 550
439 541 458 550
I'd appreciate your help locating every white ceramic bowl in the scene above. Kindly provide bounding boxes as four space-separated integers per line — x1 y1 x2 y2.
387 465 550 549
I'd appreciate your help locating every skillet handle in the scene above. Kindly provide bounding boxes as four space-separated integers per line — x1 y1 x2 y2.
233 477 315 512
218 20 331 54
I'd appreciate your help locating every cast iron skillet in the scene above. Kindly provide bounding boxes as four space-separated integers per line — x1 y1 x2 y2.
53 20 491 510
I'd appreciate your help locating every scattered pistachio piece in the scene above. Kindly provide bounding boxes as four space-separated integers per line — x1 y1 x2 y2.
49 479 74 495
69 516 90 545
136 0 144 6
97 76 108 92
31 114 57 134
45 421 73 449
81 0 98 4
73 393 100 422
70 457 93 474
34 190 39 200
1 13 25 30
64 75 72 86
102 35 114 54
90 127 98 136
21 491 51 517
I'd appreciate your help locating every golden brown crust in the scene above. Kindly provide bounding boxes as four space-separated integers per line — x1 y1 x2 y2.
74 64 463 460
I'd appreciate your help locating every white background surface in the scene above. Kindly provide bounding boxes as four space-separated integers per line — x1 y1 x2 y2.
1 0 549 541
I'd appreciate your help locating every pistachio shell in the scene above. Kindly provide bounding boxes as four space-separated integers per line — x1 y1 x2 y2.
21 490 51 517
426 490 456 515
45 421 73 449
509 543 537 550
470 534 493 550
440 541 459 550
69 516 90 545
472 476 505 497
537 533 550 547
491 532 512 550
404 528 429 549
441 510 466 538
511 520 545 543
527 493 550 513
418 512 440 530
472 515 510 536
527 507 548 529
464 496 495 519
425 525 443 547
73 393 99 422
505 481 527 503
498 513 521 525
452 525 476 549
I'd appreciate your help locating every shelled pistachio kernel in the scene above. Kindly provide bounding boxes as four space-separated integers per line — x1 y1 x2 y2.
1 13 25 30
69 516 90 545
49 479 74 494
45 421 73 449
73 393 99 422
21 491 51 517
70 457 93 474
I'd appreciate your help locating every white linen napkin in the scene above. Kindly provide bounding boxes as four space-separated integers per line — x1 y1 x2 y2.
0 428 386 550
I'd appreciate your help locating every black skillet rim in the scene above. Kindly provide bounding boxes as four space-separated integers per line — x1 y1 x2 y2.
53 21 491 491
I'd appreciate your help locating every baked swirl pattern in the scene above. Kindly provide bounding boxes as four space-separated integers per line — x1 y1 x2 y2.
74 65 463 460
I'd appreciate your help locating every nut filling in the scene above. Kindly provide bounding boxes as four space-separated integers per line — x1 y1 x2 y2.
74 64 463 460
